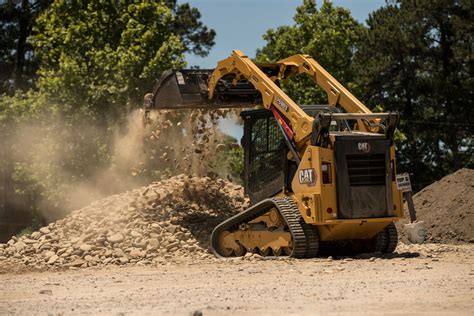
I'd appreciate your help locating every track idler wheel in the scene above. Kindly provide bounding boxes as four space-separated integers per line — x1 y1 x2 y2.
217 231 234 257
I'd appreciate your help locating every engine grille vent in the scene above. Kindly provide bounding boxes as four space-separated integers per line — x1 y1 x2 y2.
346 154 386 186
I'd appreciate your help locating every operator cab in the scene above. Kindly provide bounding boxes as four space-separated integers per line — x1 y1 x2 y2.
240 105 346 204
240 105 398 220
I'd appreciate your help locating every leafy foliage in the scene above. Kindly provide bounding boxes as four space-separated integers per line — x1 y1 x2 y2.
354 0 473 189
256 0 364 105
31 1 215 122
0 0 216 227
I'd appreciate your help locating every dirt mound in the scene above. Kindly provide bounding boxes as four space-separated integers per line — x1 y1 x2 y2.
398 168 474 244
0 175 248 270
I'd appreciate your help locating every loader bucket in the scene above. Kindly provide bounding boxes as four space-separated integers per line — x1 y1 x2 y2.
145 69 261 110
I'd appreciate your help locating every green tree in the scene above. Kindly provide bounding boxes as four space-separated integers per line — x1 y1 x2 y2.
0 0 216 228
256 0 364 105
31 0 215 123
355 0 473 190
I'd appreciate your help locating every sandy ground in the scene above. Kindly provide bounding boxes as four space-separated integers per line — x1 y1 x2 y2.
0 244 473 315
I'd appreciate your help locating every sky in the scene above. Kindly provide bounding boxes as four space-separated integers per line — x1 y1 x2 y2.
179 0 386 68
176 0 387 140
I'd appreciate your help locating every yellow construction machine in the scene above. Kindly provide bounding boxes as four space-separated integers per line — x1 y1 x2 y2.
145 50 404 258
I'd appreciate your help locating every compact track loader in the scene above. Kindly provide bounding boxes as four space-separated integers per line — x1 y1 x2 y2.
145 50 404 258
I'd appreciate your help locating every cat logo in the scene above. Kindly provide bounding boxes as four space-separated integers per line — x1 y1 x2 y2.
298 168 316 186
357 142 371 153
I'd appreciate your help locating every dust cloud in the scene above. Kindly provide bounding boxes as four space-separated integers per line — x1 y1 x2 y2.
4 107 242 222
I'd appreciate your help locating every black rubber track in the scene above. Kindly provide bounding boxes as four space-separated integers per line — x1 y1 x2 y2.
210 197 317 258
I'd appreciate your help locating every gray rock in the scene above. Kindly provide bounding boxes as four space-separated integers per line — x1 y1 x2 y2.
108 233 124 243
43 250 55 260
130 230 142 238
119 257 129 264
47 255 59 264
129 248 146 258
39 227 51 234
79 244 92 252
166 225 178 234
114 248 125 257
31 232 42 239
166 241 180 251
13 241 26 252
148 238 159 250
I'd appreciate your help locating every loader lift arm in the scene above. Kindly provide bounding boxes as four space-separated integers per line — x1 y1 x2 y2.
207 50 315 145
147 49 392 147
274 54 373 132
206 50 376 146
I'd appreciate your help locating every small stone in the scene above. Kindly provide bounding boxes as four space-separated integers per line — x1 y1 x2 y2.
13 241 26 252
130 230 142 238
129 248 146 258
79 244 92 252
39 289 52 295
102 257 113 264
114 248 125 257
166 241 180 251
84 255 93 262
119 257 129 264
108 233 124 243
166 225 177 234
148 238 159 250
170 217 179 225
39 227 51 234
47 255 59 264
31 232 41 239
43 250 55 260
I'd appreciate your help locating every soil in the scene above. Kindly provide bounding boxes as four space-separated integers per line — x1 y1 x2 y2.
398 168 474 244
1 170 473 314
1 243 472 315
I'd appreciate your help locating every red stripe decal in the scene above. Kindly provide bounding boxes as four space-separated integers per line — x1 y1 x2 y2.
270 105 294 140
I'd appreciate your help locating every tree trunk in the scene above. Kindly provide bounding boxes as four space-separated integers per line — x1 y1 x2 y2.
14 0 30 90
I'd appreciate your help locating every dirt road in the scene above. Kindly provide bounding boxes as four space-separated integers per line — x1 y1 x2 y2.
1 243 473 315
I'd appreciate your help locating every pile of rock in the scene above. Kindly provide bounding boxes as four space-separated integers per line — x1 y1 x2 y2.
398 168 474 244
0 175 248 269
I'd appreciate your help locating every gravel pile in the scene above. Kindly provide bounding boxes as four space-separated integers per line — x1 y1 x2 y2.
398 168 474 244
0 175 248 269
